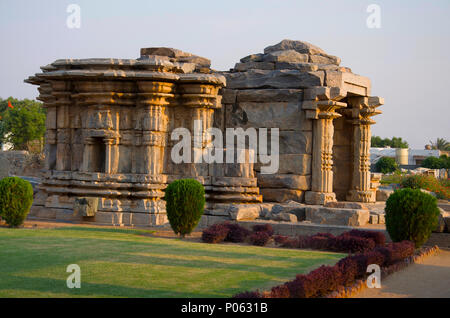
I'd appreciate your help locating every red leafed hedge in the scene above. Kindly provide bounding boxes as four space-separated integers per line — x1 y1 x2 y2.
201 222 271 245
279 230 381 254
250 231 271 246
234 240 416 298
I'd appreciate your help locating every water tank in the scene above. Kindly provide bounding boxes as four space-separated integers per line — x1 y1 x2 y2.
395 148 409 165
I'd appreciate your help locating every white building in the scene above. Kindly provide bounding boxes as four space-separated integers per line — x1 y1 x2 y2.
370 147 442 166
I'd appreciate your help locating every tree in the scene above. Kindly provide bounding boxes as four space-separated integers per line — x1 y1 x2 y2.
371 136 408 148
375 156 398 173
421 156 444 169
429 138 450 151
0 97 46 151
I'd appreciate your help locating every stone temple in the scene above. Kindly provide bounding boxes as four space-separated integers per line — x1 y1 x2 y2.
25 40 384 227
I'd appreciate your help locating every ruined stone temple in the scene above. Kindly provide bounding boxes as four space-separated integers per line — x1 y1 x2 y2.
25 40 384 227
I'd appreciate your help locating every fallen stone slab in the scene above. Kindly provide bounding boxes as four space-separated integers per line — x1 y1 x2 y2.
305 206 370 226
227 204 261 221
376 189 393 201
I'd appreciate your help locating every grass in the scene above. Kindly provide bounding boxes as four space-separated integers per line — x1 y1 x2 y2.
0 226 344 298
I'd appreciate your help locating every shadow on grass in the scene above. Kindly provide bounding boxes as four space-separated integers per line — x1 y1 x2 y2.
0 276 215 298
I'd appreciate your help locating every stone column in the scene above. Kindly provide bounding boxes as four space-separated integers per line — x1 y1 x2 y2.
303 87 346 205
136 81 174 175
104 138 114 174
178 82 221 178
52 81 72 171
81 136 95 172
346 96 383 202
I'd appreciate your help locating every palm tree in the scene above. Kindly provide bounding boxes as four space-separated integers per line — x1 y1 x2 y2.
429 138 450 151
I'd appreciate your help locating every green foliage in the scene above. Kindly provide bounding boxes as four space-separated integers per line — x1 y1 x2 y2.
375 157 398 173
164 179 205 237
429 138 450 151
0 177 34 227
371 136 409 148
0 97 46 151
385 188 439 248
400 174 449 200
380 170 405 185
421 156 449 169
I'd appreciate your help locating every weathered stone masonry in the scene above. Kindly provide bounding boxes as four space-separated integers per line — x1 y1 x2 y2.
218 40 384 206
26 40 384 226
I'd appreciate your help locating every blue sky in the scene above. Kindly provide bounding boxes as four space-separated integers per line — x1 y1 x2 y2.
0 0 449 148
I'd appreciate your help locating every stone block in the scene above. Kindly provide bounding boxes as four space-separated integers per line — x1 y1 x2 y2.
263 50 309 63
309 54 341 65
237 89 303 103
257 174 310 190
278 130 312 154
255 154 311 175
305 206 370 226
260 188 304 203
225 69 324 89
264 40 326 55
235 101 303 130
271 212 298 222
73 197 99 217
275 62 318 72
221 88 237 104
234 62 274 71
324 201 368 210
227 204 260 221
240 53 264 63
376 189 393 201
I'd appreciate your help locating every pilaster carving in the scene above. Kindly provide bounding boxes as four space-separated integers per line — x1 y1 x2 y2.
304 87 347 205
346 96 383 202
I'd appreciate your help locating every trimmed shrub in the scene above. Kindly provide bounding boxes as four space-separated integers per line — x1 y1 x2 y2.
347 229 386 246
164 179 205 237
375 241 415 265
270 285 290 298
252 224 274 236
285 275 314 298
375 157 398 174
309 235 331 250
274 235 289 245
385 188 439 247
280 237 300 248
201 223 229 243
0 177 34 227
224 223 251 243
336 257 359 286
250 231 271 246
307 265 342 297
333 234 376 253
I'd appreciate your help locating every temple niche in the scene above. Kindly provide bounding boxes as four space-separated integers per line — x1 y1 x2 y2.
25 40 384 227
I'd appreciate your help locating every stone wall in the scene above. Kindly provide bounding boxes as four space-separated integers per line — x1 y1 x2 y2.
217 40 383 204
0 150 44 178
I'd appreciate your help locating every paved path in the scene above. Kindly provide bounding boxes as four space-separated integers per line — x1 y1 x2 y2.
354 250 450 298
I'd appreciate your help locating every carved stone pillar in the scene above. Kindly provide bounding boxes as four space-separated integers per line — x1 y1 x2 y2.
178 82 220 178
81 136 95 172
303 87 346 205
52 81 72 171
346 96 383 202
136 81 174 175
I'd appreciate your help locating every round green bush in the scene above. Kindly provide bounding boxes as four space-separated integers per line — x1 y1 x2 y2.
385 188 439 248
0 177 34 227
375 157 398 174
164 178 205 238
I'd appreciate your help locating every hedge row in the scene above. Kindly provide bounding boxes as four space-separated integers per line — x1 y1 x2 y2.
201 222 386 253
275 229 386 253
233 240 415 298
201 222 273 246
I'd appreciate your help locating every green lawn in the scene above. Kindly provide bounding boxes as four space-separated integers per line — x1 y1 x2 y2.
0 226 344 297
